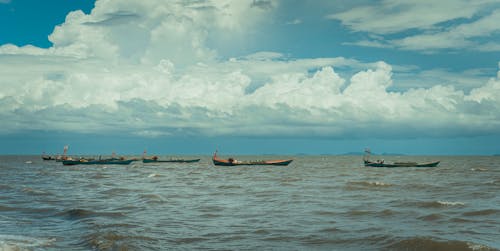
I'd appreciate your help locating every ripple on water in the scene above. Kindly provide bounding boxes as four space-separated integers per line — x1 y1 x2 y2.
345 180 393 191
385 236 498 251
21 187 53 196
138 194 164 204
82 231 155 251
418 213 444 221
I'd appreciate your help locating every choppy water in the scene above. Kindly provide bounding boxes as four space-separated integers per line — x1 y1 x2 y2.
1 155 499 250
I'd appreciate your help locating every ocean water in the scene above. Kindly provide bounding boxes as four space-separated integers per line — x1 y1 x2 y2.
0 155 499 250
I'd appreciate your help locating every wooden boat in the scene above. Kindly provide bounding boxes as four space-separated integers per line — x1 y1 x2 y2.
363 148 439 168
364 160 440 168
143 158 200 163
42 155 55 160
212 151 293 166
62 159 134 166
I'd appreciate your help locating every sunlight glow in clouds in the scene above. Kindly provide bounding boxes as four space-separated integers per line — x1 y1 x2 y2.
1 0 500 140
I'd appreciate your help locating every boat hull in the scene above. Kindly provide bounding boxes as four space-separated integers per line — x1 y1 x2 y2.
143 159 200 163
62 159 135 166
364 160 440 168
212 158 293 166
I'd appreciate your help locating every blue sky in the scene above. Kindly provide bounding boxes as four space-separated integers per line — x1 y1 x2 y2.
1 0 500 155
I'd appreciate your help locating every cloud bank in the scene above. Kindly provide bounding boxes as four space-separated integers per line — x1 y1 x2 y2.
1 0 500 140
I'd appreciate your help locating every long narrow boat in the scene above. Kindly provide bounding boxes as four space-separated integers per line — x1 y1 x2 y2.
364 160 440 168
62 159 135 166
143 158 200 163
212 151 293 166
362 148 439 168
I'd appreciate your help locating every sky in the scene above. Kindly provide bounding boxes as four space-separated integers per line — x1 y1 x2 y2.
1 0 500 155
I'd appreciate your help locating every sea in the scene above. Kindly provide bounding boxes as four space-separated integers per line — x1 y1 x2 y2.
0 155 499 251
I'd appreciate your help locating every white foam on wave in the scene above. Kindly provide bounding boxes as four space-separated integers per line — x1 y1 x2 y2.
0 234 55 250
368 181 392 186
468 242 496 251
148 173 160 178
471 167 488 171
437 201 465 206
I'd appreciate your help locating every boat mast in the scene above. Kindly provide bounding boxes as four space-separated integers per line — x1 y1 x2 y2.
363 148 371 162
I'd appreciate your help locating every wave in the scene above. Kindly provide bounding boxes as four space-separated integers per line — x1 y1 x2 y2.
138 194 164 203
462 209 500 217
471 167 489 172
345 180 393 190
82 231 154 251
21 187 53 196
0 234 55 250
418 213 443 221
386 237 498 251
0 184 13 190
416 200 466 208
437 201 466 206
216 185 242 189
57 208 125 220
0 205 54 215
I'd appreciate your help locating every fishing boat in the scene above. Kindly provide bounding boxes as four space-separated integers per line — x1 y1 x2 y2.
141 150 200 163
142 158 200 163
212 151 293 166
363 148 440 168
55 145 71 162
62 159 135 166
364 160 440 167
41 154 55 160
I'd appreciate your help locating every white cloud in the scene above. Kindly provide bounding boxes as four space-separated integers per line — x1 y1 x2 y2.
286 19 302 25
327 0 487 34
329 1 500 52
391 10 500 51
1 0 500 139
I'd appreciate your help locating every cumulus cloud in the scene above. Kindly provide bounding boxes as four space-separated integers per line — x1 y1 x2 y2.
1 0 500 140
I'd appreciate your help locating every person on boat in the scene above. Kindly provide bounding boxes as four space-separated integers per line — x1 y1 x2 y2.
228 158 241 164
152 156 158 160
377 159 384 164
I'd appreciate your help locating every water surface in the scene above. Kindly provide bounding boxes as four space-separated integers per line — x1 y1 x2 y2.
1 155 499 250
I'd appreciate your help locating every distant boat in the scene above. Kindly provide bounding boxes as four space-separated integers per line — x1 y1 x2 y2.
62 159 135 166
143 158 200 163
363 148 439 168
212 151 293 166
42 154 55 160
